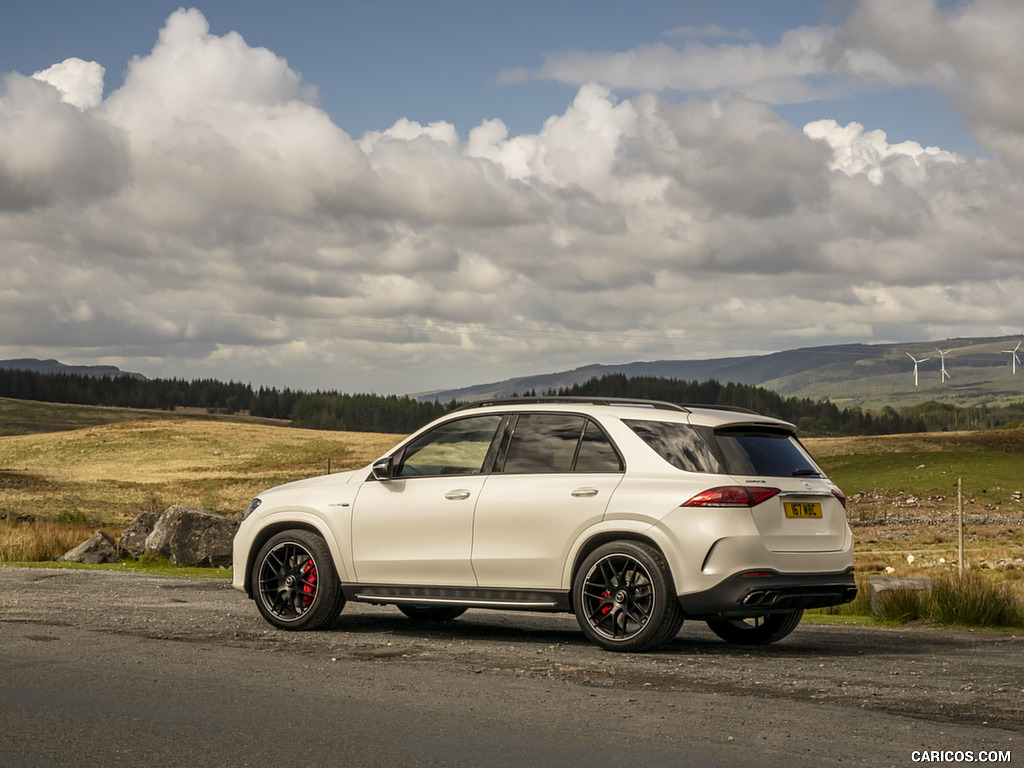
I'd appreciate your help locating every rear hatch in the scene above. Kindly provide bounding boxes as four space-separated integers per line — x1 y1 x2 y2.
623 414 851 553
702 423 848 553
746 476 848 552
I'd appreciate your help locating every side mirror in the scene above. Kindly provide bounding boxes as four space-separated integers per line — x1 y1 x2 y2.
371 456 394 481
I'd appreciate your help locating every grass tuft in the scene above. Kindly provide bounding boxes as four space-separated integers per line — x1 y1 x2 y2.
0 519 105 563
873 572 1024 628
875 586 930 624
928 572 1024 628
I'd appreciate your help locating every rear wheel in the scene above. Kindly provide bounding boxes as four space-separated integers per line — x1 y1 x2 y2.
252 530 345 630
573 540 684 652
396 605 468 622
705 609 803 645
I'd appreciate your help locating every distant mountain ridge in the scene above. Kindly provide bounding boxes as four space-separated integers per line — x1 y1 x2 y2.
416 336 1024 410
5 335 1023 411
0 358 146 380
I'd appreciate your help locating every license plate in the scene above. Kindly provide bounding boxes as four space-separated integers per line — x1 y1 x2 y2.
785 502 822 519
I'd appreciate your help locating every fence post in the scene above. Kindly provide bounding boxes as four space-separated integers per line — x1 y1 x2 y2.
958 477 965 576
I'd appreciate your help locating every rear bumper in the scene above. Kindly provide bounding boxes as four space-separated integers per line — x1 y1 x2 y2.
677 568 857 619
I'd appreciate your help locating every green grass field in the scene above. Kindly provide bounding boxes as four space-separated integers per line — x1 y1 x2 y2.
806 430 1024 510
0 396 291 437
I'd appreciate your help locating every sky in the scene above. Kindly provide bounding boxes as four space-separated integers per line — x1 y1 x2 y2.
2 0 1023 395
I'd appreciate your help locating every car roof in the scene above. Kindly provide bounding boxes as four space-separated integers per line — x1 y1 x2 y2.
450 397 795 430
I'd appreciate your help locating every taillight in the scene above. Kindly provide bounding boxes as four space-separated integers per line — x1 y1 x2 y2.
832 488 847 510
682 486 781 508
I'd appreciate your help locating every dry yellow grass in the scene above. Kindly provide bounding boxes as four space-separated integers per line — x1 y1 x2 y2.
803 428 1024 458
0 520 98 562
0 420 398 527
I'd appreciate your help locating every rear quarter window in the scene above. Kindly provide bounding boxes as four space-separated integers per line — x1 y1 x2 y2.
623 420 722 473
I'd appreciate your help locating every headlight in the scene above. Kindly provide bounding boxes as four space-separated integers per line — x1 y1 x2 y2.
243 498 262 520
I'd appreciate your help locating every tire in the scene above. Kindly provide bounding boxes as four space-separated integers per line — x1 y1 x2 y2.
705 609 804 645
573 540 684 652
396 604 468 622
252 530 345 631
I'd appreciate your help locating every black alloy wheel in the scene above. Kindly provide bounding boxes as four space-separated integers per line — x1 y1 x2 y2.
252 530 345 630
573 540 684 652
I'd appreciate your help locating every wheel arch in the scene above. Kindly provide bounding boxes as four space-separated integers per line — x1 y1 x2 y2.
242 516 345 597
566 529 675 612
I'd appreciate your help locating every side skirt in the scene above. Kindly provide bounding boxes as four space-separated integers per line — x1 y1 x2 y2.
342 583 571 613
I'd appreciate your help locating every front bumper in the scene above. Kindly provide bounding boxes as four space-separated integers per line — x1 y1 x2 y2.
677 568 857 619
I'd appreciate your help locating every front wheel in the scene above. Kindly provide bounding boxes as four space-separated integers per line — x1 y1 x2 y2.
573 541 684 652
396 605 468 622
705 609 803 645
252 530 345 630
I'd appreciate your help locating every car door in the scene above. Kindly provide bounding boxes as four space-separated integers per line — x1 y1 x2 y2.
350 414 503 586
471 413 624 590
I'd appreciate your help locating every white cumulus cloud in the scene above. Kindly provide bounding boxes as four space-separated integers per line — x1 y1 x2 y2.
1 4 1023 394
31 57 105 109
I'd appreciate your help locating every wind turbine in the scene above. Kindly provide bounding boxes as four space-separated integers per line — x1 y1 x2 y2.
907 352 930 387
935 348 952 383
1003 341 1022 375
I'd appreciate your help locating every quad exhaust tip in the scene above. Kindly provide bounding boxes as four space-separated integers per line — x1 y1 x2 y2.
742 590 779 607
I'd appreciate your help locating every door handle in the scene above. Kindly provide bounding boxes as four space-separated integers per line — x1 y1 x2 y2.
444 489 472 501
571 487 599 498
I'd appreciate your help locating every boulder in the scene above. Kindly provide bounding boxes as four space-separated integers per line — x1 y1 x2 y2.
868 575 933 616
61 530 119 564
144 505 239 567
118 511 161 558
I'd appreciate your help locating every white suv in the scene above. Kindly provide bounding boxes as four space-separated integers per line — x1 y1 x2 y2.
232 398 855 652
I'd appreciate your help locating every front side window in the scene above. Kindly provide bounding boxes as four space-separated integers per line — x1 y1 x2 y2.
396 415 503 477
500 414 623 474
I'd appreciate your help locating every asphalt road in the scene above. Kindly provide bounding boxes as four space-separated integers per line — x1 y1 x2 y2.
0 568 1020 768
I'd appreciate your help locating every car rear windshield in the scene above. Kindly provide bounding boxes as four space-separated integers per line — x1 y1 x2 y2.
624 420 821 477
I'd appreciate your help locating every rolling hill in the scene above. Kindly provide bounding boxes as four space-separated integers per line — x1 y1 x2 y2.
416 336 1024 410
0 358 145 379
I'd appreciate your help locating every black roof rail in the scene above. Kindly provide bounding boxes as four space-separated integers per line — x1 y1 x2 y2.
453 396 689 412
452 396 758 415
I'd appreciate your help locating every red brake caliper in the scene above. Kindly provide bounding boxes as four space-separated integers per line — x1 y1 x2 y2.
301 560 318 607
601 590 612 615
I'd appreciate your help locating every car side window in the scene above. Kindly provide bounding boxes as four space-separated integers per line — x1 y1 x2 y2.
624 419 722 473
396 415 503 477
575 419 624 472
501 414 623 474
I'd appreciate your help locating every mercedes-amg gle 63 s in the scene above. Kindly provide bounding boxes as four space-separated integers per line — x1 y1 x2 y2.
233 397 856 652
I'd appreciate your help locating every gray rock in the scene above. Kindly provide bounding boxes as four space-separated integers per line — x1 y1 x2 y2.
868 575 933 616
118 511 161 558
62 530 119 564
144 505 239 567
